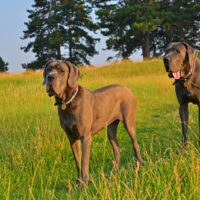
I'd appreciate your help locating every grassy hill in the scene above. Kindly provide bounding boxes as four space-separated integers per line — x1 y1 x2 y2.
0 59 200 199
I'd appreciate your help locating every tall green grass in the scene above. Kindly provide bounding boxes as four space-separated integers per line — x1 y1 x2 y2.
0 59 200 199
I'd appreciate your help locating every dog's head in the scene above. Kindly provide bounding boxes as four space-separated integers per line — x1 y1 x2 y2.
43 60 80 100
163 42 197 79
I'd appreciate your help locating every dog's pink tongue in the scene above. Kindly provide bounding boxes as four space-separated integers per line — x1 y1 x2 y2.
172 72 180 79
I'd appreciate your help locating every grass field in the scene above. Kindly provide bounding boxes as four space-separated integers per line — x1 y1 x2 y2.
0 59 200 199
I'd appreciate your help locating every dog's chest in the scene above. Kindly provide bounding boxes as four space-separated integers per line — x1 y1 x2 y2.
175 82 199 104
58 108 76 131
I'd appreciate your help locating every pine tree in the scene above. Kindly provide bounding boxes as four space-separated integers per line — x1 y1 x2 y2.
21 0 56 69
56 0 99 65
95 0 140 60
95 0 200 60
21 0 99 69
0 57 9 72
131 1 161 59
159 0 200 50
95 0 162 60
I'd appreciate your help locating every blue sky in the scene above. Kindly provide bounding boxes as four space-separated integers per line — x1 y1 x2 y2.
0 1 141 72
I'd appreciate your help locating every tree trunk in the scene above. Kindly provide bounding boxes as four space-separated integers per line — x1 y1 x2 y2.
57 46 61 59
68 24 72 60
55 22 61 59
142 31 150 60
69 41 72 60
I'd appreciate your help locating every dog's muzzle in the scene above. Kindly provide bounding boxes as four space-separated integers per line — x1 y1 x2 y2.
163 57 170 72
163 57 175 78
47 84 55 97
46 72 57 97
168 71 174 78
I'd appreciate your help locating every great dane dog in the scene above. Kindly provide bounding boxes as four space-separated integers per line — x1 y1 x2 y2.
163 42 199 146
43 60 144 186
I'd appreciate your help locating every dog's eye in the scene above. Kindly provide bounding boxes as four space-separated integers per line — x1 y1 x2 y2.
60 69 65 72
176 49 180 53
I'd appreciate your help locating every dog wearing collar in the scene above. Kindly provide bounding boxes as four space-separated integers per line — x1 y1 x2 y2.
163 42 199 146
43 60 144 187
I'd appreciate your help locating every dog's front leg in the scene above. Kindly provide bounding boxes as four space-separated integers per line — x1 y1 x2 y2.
69 138 81 182
81 135 92 187
179 104 189 146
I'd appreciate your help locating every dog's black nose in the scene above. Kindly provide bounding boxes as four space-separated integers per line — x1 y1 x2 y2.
163 57 169 72
48 75 55 81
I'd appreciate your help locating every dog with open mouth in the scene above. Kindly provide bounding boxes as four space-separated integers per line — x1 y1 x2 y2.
163 42 200 146
43 60 144 187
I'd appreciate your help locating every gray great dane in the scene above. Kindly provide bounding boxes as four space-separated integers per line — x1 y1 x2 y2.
163 42 199 146
43 60 144 187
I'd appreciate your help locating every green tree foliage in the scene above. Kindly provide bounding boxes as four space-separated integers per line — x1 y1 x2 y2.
0 57 9 72
56 1 100 65
159 0 200 50
21 0 99 69
94 0 200 60
94 0 140 60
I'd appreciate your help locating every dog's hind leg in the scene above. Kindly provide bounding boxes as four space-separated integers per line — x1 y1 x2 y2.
179 104 188 146
123 117 144 165
107 120 121 170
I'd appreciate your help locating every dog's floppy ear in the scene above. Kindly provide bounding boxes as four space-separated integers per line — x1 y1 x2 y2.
165 42 179 52
166 42 175 50
43 67 47 86
183 42 198 67
65 61 80 88
43 60 52 85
